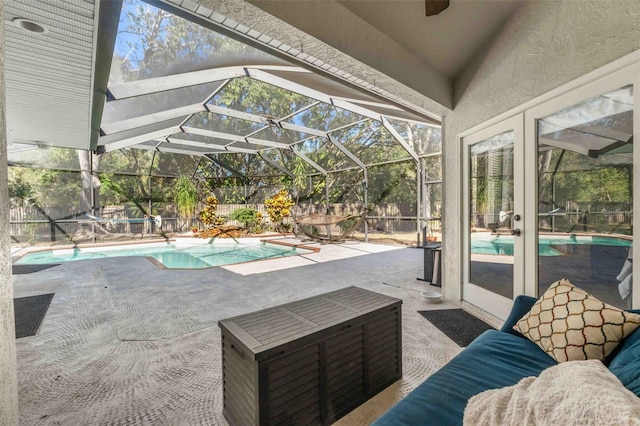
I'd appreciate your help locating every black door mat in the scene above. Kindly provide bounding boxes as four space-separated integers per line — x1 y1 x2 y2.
14 293 54 338
12 264 59 275
418 309 494 347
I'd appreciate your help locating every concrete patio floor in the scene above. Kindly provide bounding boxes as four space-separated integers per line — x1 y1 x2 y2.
12 238 487 425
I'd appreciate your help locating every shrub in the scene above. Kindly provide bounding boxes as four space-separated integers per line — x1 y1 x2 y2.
198 196 220 229
229 207 261 231
264 189 294 232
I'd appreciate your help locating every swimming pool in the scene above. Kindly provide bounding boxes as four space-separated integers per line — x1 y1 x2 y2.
471 235 632 256
15 240 313 269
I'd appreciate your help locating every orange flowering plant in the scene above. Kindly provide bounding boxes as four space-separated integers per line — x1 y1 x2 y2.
198 195 221 229
264 189 294 232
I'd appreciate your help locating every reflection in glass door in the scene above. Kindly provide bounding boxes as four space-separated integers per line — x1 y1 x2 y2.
464 116 523 320
536 85 633 309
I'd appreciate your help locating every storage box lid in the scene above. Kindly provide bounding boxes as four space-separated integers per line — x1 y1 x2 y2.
219 286 401 361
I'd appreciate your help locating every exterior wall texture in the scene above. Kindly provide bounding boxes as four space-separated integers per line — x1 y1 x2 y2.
0 0 20 422
442 0 640 301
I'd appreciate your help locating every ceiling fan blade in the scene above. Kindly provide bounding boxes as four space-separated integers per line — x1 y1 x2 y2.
425 0 450 16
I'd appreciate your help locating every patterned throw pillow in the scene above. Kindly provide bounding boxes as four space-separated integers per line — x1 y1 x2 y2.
514 279 640 362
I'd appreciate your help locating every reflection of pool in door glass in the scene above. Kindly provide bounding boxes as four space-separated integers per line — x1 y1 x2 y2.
469 130 515 299
536 85 633 309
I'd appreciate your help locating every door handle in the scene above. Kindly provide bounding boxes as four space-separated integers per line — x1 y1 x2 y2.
511 229 522 236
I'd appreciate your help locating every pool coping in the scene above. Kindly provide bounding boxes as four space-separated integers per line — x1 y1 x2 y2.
10 234 290 260
147 239 320 270
12 237 321 271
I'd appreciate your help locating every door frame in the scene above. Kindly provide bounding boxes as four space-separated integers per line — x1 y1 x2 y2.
462 114 524 320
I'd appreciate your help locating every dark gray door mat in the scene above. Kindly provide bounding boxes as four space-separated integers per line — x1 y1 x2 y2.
418 309 494 347
14 293 54 338
12 264 59 275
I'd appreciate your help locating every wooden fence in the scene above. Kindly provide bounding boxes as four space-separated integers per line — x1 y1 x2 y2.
10 202 420 243
471 201 632 234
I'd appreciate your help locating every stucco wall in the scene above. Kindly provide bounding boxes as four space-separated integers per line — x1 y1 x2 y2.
442 0 640 301
0 0 20 422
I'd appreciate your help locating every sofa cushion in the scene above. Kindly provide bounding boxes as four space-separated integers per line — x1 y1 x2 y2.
514 278 640 362
372 330 556 426
463 360 640 426
500 295 537 337
609 325 640 397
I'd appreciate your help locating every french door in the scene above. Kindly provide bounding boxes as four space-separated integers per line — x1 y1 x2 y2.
462 65 639 319
462 115 524 320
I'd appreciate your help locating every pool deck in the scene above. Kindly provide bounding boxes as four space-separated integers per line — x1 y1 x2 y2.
12 237 487 425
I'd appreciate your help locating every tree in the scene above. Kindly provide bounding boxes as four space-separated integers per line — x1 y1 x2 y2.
173 175 198 219
7 168 34 207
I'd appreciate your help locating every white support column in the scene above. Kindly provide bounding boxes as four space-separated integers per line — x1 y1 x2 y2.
417 158 422 235
363 168 369 243
0 0 20 421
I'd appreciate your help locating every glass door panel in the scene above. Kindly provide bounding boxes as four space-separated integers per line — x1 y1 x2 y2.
463 115 524 320
470 131 515 297
536 85 633 309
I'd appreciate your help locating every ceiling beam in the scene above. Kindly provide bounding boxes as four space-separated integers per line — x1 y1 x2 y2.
90 0 122 150
246 68 386 122
165 137 249 153
100 126 182 153
279 121 327 137
101 106 205 134
290 146 327 175
381 117 419 162
205 104 270 124
108 65 310 100
258 152 294 177
204 154 247 180
206 103 327 138
182 126 291 149
181 126 246 143
108 67 242 99
153 143 221 156
167 137 259 154
98 116 188 152
244 137 291 149
328 118 371 134
326 134 366 170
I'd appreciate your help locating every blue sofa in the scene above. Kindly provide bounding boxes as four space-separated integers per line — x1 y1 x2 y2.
373 295 640 425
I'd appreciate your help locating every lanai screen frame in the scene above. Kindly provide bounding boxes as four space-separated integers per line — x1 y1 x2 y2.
8 0 443 244
100 0 442 235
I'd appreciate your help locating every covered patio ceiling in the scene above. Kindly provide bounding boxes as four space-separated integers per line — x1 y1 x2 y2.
5 0 441 179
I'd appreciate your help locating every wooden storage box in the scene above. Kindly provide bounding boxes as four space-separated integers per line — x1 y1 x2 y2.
218 286 402 425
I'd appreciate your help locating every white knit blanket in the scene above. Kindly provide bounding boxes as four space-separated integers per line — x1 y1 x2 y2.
463 360 640 426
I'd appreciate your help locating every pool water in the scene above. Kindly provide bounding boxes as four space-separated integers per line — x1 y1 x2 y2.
471 235 631 256
15 241 312 269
